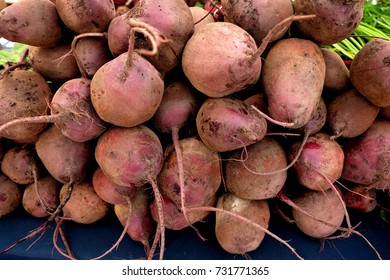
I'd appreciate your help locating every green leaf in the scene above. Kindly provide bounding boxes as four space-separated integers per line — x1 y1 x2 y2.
0 43 28 66
380 209 390 224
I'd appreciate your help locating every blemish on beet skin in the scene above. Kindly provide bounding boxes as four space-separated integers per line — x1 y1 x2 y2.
304 142 322 149
0 193 7 202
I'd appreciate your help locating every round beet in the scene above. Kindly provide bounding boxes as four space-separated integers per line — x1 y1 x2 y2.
22 175 61 218
293 0 364 46
92 167 136 205
215 193 270 255
35 125 94 184
328 88 379 138
95 125 164 187
60 181 110 224
0 0 62 47
182 21 261 98
114 187 155 251
0 70 53 142
28 43 81 83
90 52 164 127
224 137 288 200
350 38 390 107
56 0 116 34
1 146 39 185
0 175 22 217
221 0 294 46
289 133 344 192
196 97 267 152
292 188 345 238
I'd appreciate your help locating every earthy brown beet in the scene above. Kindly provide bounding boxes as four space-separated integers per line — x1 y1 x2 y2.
289 133 344 191
0 0 62 47
153 78 200 134
158 137 221 209
50 77 107 142
114 187 155 249
55 0 116 34
60 181 110 224
35 125 94 184
190 6 215 33
224 137 288 200
299 97 327 136
28 43 81 83
94 125 164 187
182 21 261 98
343 185 377 213
292 188 345 238
1 146 39 185
150 193 216 231
328 88 379 138
293 0 364 46
215 193 270 254
126 0 194 73
0 175 21 217
0 70 53 142
342 119 390 190
349 38 390 107
22 175 60 218
73 36 113 78
196 97 267 152
221 0 294 46
261 38 326 129
321 48 351 91
92 167 136 205
90 52 164 127
107 13 129 57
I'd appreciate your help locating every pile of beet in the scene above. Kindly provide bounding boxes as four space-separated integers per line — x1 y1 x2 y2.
0 0 389 260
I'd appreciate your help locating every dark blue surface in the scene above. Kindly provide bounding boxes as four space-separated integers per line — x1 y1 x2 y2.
0 200 389 260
